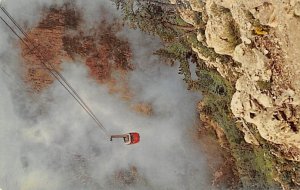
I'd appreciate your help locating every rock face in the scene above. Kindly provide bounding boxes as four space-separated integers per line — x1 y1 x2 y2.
20 5 154 115
170 0 300 161
205 1 241 56
21 9 70 92
21 5 132 95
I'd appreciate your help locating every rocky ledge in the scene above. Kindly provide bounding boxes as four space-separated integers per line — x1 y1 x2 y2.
171 0 300 162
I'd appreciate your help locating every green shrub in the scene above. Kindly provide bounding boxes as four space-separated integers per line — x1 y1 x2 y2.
257 80 272 91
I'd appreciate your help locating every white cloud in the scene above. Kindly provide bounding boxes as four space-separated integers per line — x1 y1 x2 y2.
0 1 211 189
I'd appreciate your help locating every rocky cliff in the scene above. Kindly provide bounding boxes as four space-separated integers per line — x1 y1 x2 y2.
166 0 300 188
173 0 300 154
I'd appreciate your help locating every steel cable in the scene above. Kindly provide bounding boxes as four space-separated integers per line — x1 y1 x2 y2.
0 8 110 137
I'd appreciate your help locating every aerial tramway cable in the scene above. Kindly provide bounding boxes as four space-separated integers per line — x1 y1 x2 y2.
0 6 110 138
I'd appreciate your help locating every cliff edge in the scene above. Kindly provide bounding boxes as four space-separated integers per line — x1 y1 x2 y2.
165 0 300 188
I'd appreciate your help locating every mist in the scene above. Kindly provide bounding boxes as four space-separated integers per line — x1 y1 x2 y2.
0 0 211 189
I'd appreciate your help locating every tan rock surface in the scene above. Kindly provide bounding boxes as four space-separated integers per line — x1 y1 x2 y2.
205 0 240 55
172 0 300 161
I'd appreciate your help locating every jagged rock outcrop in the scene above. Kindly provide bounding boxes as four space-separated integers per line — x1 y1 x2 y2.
170 0 300 161
205 0 241 56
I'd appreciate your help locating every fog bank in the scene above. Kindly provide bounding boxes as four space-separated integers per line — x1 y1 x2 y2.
0 1 210 189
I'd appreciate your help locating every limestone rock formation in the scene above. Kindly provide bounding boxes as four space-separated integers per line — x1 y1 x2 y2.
205 0 241 56
170 0 300 162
